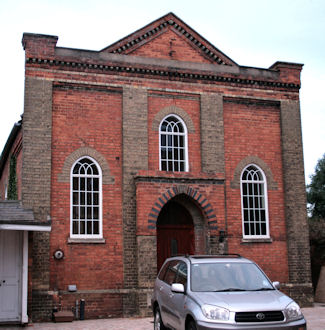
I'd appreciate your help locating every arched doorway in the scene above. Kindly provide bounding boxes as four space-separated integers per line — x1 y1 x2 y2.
156 199 195 270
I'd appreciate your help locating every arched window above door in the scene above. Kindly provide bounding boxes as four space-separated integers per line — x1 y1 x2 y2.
159 115 188 172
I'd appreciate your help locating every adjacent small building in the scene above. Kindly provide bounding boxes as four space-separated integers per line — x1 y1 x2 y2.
0 12 313 323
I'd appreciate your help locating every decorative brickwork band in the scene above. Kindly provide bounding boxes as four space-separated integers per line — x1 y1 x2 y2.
148 185 217 229
24 57 301 90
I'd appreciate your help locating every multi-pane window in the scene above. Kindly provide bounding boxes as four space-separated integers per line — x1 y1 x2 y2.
159 115 188 172
71 157 102 238
241 165 269 238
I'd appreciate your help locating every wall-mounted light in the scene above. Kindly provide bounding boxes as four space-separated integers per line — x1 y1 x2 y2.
68 284 77 292
219 230 226 243
53 249 64 260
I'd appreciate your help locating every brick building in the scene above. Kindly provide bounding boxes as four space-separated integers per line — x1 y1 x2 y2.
0 12 313 323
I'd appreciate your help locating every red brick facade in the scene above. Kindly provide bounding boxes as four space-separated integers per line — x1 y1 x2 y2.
0 12 312 321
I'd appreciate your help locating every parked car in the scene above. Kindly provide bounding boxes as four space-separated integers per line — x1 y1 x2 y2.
151 255 306 330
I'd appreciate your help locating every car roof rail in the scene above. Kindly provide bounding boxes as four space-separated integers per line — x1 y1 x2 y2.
169 254 243 261
187 254 242 259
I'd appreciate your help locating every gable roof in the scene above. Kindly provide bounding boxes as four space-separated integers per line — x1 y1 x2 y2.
101 12 237 66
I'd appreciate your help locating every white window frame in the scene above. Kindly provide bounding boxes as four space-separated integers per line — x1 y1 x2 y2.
70 156 103 239
240 164 270 239
159 114 189 172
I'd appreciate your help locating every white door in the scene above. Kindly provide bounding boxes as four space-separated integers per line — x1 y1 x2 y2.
0 230 22 322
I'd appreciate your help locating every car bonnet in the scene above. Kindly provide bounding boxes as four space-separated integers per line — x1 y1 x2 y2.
189 290 292 312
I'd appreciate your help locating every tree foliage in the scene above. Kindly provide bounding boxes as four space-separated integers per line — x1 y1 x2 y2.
307 153 325 219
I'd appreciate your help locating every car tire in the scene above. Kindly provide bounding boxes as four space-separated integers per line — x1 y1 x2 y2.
186 320 197 330
154 307 166 330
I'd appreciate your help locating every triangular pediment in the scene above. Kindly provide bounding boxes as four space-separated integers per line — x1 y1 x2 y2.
101 12 237 66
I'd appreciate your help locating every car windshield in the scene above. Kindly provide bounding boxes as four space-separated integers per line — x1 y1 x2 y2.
191 262 274 292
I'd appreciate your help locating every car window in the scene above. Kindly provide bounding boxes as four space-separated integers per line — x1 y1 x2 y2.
163 260 179 285
176 261 187 287
158 261 169 281
191 262 273 292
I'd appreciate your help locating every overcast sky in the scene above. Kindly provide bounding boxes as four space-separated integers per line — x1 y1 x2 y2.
0 0 324 183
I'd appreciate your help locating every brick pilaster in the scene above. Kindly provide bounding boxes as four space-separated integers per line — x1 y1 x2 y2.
122 86 148 314
22 77 53 319
280 99 313 306
200 93 224 174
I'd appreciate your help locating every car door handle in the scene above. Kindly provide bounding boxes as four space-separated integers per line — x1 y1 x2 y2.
169 293 174 298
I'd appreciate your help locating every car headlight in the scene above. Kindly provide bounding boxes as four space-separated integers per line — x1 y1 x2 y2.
201 304 230 321
285 301 303 321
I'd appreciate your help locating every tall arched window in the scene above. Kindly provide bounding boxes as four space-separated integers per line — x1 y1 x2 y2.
70 157 102 238
241 164 269 238
159 115 188 172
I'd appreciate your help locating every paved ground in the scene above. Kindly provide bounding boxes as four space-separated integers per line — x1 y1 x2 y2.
301 304 325 330
1 304 325 329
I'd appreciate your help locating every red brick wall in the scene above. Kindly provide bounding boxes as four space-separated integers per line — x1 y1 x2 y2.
19 20 312 318
50 85 124 314
223 100 289 283
147 91 201 173
131 28 212 63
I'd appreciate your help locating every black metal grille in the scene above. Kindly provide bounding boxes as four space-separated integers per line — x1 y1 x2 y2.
235 311 284 323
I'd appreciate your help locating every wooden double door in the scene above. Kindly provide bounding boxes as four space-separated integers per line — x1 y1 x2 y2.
156 201 194 271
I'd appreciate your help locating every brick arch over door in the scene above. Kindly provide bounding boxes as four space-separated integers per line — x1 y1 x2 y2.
147 185 217 230
57 146 114 184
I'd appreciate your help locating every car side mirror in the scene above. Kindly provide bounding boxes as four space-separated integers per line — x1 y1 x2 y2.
273 281 281 289
171 283 185 294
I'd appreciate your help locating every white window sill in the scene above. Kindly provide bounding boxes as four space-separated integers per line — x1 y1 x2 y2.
68 238 106 244
241 237 273 244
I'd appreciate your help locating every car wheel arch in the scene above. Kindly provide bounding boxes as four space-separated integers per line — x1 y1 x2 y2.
152 301 159 313
154 304 167 330
185 314 196 329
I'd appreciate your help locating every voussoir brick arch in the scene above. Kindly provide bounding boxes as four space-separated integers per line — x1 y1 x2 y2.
152 105 195 133
147 185 217 230
57 146 114 184
230 156 277 190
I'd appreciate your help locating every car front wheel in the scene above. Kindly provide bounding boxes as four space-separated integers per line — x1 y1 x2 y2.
154 307 166 330
186 320 197 330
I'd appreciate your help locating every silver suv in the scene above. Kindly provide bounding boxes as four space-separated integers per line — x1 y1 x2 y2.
151 255 306 330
